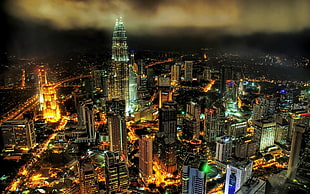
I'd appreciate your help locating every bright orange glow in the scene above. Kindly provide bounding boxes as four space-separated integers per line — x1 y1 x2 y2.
42 84 61 122
203 80 215 92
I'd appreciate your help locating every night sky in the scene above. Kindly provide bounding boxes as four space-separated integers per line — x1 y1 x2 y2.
1 0 310 56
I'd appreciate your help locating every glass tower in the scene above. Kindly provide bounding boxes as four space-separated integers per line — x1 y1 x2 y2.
109 17 130 114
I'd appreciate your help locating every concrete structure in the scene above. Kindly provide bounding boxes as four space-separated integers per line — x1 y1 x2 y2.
0 119 36 152
182 154 207 194
287 124 306 180
253 120 276 151
139 135 154 178
224 160 253 194
104 151 129 193
216 136 233 162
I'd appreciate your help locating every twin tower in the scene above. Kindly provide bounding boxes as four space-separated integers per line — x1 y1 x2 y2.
109 17 137 115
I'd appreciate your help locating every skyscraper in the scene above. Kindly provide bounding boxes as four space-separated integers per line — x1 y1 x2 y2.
79 159 99 194
104 151 129 193
109 17 130 114
0 119 36 152
184 61 193 82
139 135 154 178
107 111 127 157
182 154 208 194
215 136 233 162
253 120 276 151
159 101 177 144
78 99 96 143
224 160 253 194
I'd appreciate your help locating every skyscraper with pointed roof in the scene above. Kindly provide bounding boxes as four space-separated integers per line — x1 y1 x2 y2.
109 17 130 114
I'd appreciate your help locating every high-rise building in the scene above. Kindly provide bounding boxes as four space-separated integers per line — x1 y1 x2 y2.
186 102 201 139
182 154 208 194
228 121 247 138
287 124 307 180
128 51 138 113
235 138 258 159
0 119 36 152
104 151 129 193
107 112 127 157
202 67 211 81
42 84 61 122
253 120 276 151
109 17 130 114
215 136 233 162
184 61 193 82
78 99 96 142
92 69 109 100
159 101 177 144
171 63 181 85
79 159 99 194
224 160 253 194
139 135 154 178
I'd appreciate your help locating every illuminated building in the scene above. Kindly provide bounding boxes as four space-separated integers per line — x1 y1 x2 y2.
78 99 96 143
253 97 277 121
182 154 208 194
186 101 201 139
236 178 266 194
228 121 247 138
253 120 276 151
128 51 138 113
171 63 181 85
79 159 99 194
109 17 130 114
37 67 47 111
92 69 109 100
203 107 225 143
42 84 61 122
215 136 233 162
139 135 154 178
21 69 25 88
202 67 211 81
184 61 193 82
104 151 129 193
0 119 36 152
224 160 253 194
287 124 306 180
235 138 257 159
107 112 127 157
159 101 177 144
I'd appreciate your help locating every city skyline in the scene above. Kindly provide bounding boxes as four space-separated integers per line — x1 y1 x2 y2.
0 1 310 193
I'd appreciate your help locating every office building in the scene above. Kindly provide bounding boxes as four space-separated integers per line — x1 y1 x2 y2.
184 61 193 82
78 99 96 143
253 120 276 151
128 51 138 113
171 63 181 85
186 101 201 139
236 178 266 194
139 135 154 178
159 101 177 144
229 121 247 138
216 136 233 162
109 17 130 114
0 119 36 152
287 124 307 180
107 111 127 157
235 138 258 159
104 151 129 193
182 154 208 194
79 159 99 194
224 160 253 194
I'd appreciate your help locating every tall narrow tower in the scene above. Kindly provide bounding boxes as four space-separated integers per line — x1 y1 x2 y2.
109 17 130 114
